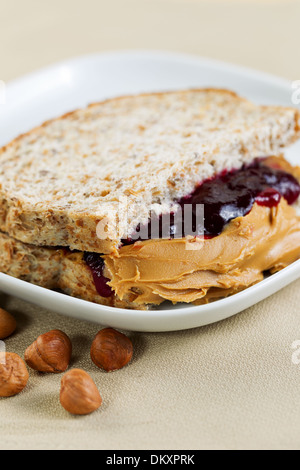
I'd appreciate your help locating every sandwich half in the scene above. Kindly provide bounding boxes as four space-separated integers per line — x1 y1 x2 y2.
0 89 300 309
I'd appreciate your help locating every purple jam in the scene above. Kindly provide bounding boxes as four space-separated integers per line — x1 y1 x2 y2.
85 159 300 296
255 188 282 208
83 253 113 298
123 159 300 242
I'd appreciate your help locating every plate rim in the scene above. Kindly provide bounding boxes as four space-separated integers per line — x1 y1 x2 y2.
1 50 299 331
0 258 300 331
7 49 293 91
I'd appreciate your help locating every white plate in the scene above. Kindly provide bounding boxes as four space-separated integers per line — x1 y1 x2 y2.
0 51 299 332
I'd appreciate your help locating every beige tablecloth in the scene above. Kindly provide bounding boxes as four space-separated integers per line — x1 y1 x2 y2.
1 0 300 451
2 282 300 450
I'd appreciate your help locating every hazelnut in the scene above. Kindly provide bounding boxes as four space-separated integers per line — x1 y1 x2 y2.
0 308 17 340
91 328 133 372
0 353 29 397
24 329 72 373
60 369 102 415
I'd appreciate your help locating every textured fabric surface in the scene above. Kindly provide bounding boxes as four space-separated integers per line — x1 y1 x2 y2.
1 280 300 450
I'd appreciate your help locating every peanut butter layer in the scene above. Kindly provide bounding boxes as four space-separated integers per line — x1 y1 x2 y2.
104 199 300 305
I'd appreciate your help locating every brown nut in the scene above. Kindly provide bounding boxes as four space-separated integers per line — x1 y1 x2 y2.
0 308 17 340
91 328 133 372
60 369 102 415
0 352 29 397
24 329 72 373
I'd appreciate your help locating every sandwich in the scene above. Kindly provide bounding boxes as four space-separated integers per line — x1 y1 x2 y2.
0 89 300 309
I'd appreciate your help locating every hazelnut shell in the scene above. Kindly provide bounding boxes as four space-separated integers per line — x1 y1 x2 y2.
60 369 102 415
25 329 72 373
91 328 133 372
0 352 29 397
0 308 17 340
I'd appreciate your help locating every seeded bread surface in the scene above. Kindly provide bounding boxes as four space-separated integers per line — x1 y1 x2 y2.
0 232 140 309
0 89 299 254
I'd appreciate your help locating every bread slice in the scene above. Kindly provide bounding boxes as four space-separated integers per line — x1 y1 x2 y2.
0 89 299 254
0 154 299 310
0 231 139 309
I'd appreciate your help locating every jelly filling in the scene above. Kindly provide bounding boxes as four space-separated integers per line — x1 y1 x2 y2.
85 158 300 298
123 159 300 242
83 253 113 298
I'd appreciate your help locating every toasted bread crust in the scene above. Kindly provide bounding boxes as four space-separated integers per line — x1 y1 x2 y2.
0 89 299 253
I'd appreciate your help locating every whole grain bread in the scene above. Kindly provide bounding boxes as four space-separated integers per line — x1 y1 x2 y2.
0 231 140 309
0 89 299 254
